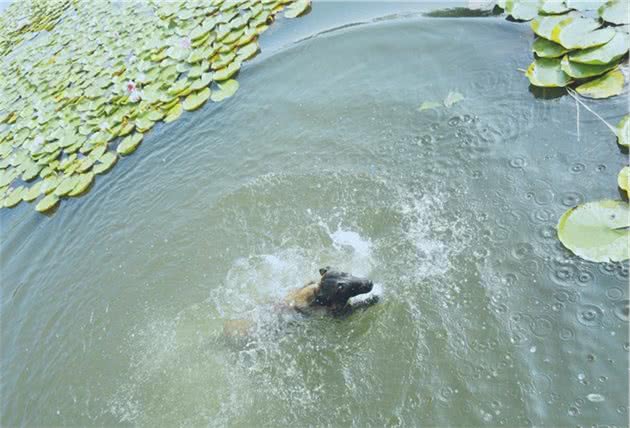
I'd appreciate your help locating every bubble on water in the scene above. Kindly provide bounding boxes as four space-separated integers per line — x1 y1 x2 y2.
616 263 629 280
587 393 605 402
509 157 526 168
598 262 617 276
448 116 461 127
613 299 629 322
560 191 584 207
570 163 585 174
577 305 604 327
552 265 577 286
559 327 574 341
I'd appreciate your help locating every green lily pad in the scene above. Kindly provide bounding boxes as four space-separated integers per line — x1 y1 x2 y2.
183 87 211 111
532 37 570 58
213 60 241 81
117 132 144 155
568 31 630 65
566 0 607 9
4 186 24 208
539 0 570 14
560 55 618 78
93 152 117 175
526 57 572 87
531 12 579 39
35 193 59 213
557 199 630 262
617 115 629 147
210 79 239 102
599 0 629 24
68 172 94 197
575 68 624 98
551 16 615 49
164 103 183 123
190 72 213 91
285 0 311 18
505 0 540 21
618 166 630 196
23 181 43 202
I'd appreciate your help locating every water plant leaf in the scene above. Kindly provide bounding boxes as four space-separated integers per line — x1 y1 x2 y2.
618 166 630 196
93 152 117 175
35 193 59 213
418 101 442 111
4 186 24 208
557 199 630 262
505 0 540 21
117 132 144 156
164 103 183 123
551 15 615 49
531 12 579 39
526 57 572 87
532 37 570 57
539 0 570 14
566 0 607 9
575 68 624 98
444 91 465 107
568 31 630 65
183 87 211 111
68 172 94 197
22 181 43 202
560 55 618 78
617 115 629 147
210 79 239 102
285 0 311 18
598 0 629 24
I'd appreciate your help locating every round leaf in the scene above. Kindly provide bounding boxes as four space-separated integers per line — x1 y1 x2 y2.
117 132 143 155
560 55 618 79
526 57 572 87
575 68 624 98
551 16 615 49
533 37 570 58
35 193 59 213
599 0 629 25
618 166 629 195
568 31 630 65
617 115 629 147
557 199 630 262
210 79 239 102
182 87 211 111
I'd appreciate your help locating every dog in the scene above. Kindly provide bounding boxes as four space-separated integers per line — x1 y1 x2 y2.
223 267 379 337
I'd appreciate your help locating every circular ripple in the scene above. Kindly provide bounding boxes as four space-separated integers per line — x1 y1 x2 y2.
538 225 556 240
551 265 577 286
560 192 584 207
509 157 526 168
606 287 624 301
570 163 585 174
577 304 604 327
511 242 533 260
576 271 594 287
532 208 554 223
559 327 575 341
531 316 554 338
613 300 629 322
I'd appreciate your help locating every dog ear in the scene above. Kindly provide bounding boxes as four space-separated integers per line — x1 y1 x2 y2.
319 267 330 276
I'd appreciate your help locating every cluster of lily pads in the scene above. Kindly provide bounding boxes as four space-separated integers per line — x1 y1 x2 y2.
0 0 311 213
489 0 629 262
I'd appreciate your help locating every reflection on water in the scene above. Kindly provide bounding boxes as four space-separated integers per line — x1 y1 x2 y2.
1 5 628 427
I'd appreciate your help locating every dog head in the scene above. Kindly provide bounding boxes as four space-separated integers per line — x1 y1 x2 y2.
313 267 373 307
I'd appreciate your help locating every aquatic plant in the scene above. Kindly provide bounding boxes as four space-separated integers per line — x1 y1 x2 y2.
0 0 311 212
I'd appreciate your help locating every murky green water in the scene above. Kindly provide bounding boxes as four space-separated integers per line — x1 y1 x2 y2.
2 3 629 427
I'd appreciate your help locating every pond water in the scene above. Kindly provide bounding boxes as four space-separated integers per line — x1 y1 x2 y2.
1 3 629 427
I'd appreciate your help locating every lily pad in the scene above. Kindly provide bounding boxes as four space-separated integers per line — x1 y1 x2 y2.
557 199 629 262
183 87 211 111
35 193 59 213
285 0 311 18
532 37 570 58
617 115 629 147
551 15 615 49
117 132 144 155
4 186 24 208
575 68 624 98
68 172 94 197
210 79 239 102
531 12 579 39
618 166 630 196
560 55 618 79
539 0 570 14
526 57 572 87
164 103 183 123
23 181 43 202
599 0 629 24
93 152 117 175
505 0 539 21
568 31 630 65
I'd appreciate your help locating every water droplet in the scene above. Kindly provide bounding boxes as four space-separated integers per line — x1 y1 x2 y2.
577 305 603 327
509 157 526 168
570 163 585 174
587 393 605 402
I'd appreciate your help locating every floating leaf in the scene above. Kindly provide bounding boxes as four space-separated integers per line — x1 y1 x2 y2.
444 91 465 107
189 72 213 91
599 0 629 24
210 79 239 102
54 175 79 196
23 181 43 202
551 15 615 49
617 115 629 147
619 166 630 196
575 68 624 98
532 37 570 58
531 12 579 39
117 132 144 156
526 57 572 87
68 172 94 197
183 87 211 111
35 193 59 213
505 0 539 21
164 103 183 123
285 0 311 18
418 101 442 111
568 31 630 65
566 0 607 9
557 199 629 262
93 152 117 175
213 60 241 81
560 55 618 78
4 186 24 208
539 0 570 14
